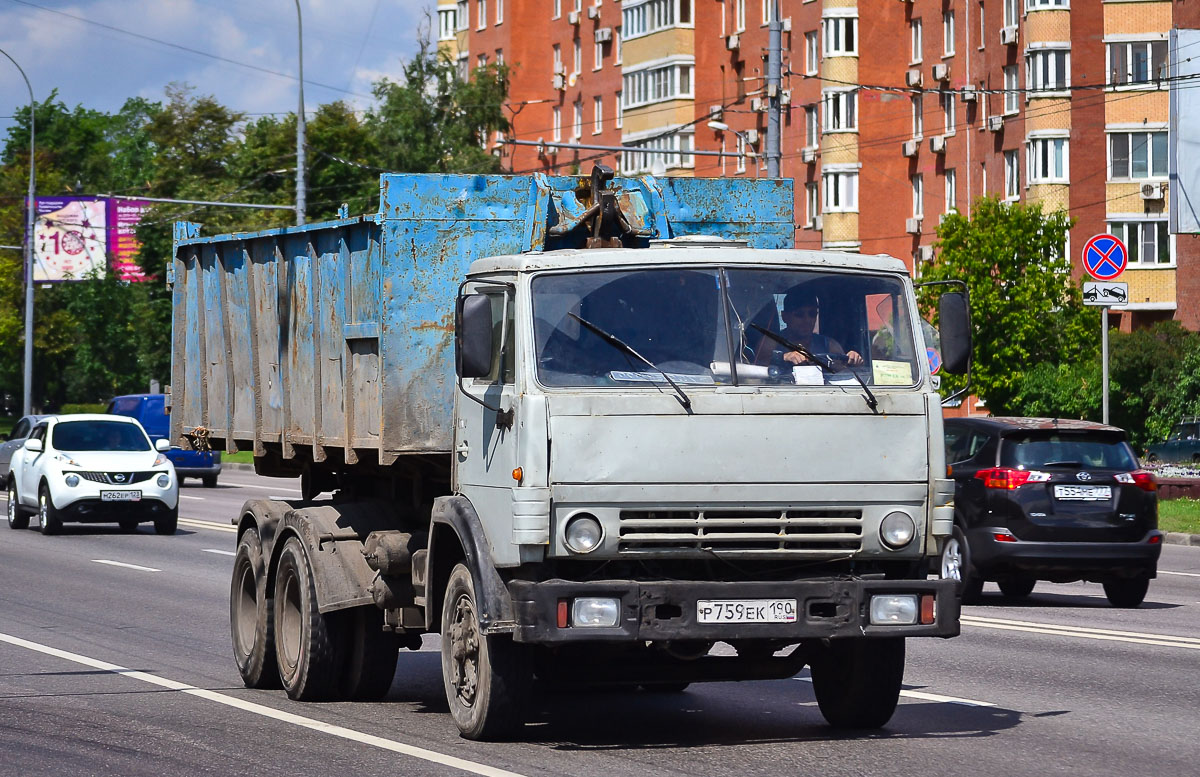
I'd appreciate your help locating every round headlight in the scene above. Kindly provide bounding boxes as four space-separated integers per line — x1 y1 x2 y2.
880 511 916 549
64 474 80 487
564 514 604 554
156 474 171 488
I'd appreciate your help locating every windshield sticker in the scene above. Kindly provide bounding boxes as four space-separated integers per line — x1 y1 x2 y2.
872 360 914 385
609 371 717 385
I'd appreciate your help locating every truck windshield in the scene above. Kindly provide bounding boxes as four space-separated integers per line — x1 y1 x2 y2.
531 267 921 389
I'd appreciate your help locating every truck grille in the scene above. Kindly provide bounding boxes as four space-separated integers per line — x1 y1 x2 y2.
618 509 863 554
78 471 156 485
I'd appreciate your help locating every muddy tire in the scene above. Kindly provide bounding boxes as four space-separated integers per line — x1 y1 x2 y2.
230 527 280 689
810 637 905 729
274 536 341 700
336 606 399 701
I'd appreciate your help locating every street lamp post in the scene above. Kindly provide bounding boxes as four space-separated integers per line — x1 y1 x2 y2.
294 0 307 226
1 47 36 415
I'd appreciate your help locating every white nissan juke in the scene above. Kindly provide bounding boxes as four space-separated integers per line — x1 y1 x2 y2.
5 414 179 535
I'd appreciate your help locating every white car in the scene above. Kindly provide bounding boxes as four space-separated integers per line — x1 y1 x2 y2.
5 414 179 535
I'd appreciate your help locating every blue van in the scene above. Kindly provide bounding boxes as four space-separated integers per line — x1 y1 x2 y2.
106 394 221 487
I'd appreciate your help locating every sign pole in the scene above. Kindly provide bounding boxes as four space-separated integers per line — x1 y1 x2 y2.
1102 306 1109 425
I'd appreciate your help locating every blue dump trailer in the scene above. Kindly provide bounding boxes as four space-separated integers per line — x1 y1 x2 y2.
171 167 971 739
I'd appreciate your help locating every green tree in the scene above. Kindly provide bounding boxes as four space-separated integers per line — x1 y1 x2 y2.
918 197 1098 415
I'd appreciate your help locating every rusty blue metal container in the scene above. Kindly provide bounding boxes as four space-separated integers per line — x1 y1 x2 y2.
169 173 794 466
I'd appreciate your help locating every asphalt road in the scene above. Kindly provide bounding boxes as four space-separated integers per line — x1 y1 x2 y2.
2 471 1199 777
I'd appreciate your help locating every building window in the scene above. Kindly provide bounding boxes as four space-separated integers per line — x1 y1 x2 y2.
736 0 746 32
593 96 603 134
1109 131 1168 180
456 0 469 30
615 30 622 64
945 169 957 212
1004 0 1019 27
622 0 693 40
438 8 457 40
912 95 923 138
736 133 747 173
822 89 857 132
912 174 924 218
622 61 695 108
943 11 955 56
941 92 956 135
1027 137 1068 183
805 105 819 147
979 2 985 49
805 31 819 74
573 38 582 74
615 93 623 128
553 44 562 74
496 49 504 65
574 0 581 11
1004 150 1020 199
806 182 819 225
1108 221 1170 265
553 0 561 18
1027 48 1070 93
456 53 469 81
823 15 857 57
762 0 778 24
476 0 486 29
552 106 562 142
1026 0 1068 8
823 170 859 212
595 39 603 70
623 131 695 173
1003 65 1019 114
496 0 503 24
911 19 923 63
573 99 583 139
477 53 488 69
1107 40 1168 87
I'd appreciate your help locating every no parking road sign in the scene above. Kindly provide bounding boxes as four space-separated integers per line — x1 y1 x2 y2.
1082 233 1128 281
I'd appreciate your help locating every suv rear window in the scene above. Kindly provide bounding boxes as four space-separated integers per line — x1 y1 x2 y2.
999 432 1136 470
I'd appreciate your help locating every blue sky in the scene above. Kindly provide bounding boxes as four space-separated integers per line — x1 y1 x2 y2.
0 0 430 142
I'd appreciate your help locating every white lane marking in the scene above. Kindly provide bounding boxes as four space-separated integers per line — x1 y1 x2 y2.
1159 570 1200 578
180 495 206 501
220 482 304 496
962 615 1200 650
93 560 161 573
794 677 994 707
178 518 238 534
201 549 236 557
0 631 530 777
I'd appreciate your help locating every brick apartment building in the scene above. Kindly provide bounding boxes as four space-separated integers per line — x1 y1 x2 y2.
437 0 1196 332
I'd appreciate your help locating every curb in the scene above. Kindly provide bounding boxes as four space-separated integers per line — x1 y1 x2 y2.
223 462 257 472
1165 532 1200 547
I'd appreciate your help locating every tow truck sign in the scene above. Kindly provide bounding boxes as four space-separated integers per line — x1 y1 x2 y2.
1082 281 1128 307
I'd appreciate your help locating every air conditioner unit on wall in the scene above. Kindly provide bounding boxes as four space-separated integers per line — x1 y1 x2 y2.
961 85 977 102
781 89 792 106
930 135 947 154
902 139 919 157
918 245 935 262
813 215 823 231
595 27 612 43
932 63 950 81
727 34 741 51
987 115 1004 132
552 73 565 90
906 69 923 88
568 10 580 25
801 146 817 163
750 97 766 112
587 5 600 20
745 129 760 145
906 218 923 234
1000 26 1018 46
1141 182 1166 200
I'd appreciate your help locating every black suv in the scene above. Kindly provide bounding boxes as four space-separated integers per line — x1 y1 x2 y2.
940 417 1162 607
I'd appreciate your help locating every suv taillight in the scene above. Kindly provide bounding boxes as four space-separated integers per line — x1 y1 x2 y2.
1115 470 1157 492
975 467 1051 489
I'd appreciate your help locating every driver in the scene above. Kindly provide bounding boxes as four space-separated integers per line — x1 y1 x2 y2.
766 289 863 367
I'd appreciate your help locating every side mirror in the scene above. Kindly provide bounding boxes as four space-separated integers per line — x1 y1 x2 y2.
24 438 43 453
457 294 494 380
938 292 971 376
155 438 171 452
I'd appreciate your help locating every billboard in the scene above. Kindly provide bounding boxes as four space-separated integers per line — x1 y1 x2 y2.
1169 29 1200 234
30 196 152 282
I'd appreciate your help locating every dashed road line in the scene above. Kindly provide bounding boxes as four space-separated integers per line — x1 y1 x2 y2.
178 518 237 533
1159 570 1200 578
0 631 531 777
92 559 161 573
179 495 206 501
201 548 236 556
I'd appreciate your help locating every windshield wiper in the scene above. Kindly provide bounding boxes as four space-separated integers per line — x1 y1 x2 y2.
751 324 878 412
568 313 692 412
1042 460 1083 468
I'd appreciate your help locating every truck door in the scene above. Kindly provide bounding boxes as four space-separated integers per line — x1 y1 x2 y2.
454 286 520 524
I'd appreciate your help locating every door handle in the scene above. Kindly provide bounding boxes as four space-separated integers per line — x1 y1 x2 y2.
456 441 470 457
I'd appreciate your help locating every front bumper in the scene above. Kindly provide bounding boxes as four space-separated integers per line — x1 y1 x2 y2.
508 577 960 644
969 528 1163 577
59 497 175 523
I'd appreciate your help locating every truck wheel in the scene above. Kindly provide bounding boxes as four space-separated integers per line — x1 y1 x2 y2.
154 507 178 535
1103 578 1150 608
336 606 399 701
810 637 905 729
230 527 280 689
7 479 28 530
274 536 341 700
37 484 62 535
998 577 1036 598
441 563 531 740
940 525 983 603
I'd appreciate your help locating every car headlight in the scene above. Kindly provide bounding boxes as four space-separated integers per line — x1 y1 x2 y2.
64 474 80 487
56 454 81 468
153 454 168 467
564 514 604 554
156 474 171 488
880 511 916 549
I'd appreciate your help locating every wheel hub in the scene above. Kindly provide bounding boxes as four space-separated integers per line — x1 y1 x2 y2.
449 595 480 706
941 538 962 581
